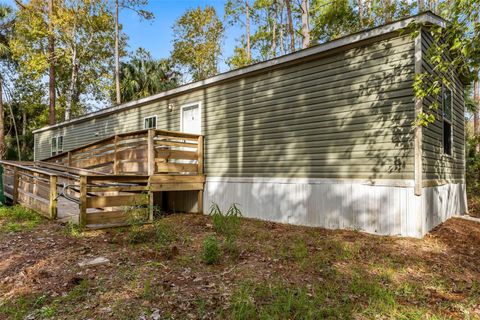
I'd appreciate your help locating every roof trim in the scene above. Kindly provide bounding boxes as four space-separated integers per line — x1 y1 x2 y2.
33 11 446 134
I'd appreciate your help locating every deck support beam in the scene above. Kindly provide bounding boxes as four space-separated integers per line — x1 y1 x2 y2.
148 192 154 222
147 129 155 175
12 167 19 204
197 136 204 174
79 175 87 228
113 135 120 174
49 175 58 219
197 190 203 214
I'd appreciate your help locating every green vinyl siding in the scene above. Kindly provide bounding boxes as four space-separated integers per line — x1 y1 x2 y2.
420 29 465 182
34 33 416 180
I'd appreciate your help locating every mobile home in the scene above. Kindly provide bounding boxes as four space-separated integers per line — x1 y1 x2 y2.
32 12 467 237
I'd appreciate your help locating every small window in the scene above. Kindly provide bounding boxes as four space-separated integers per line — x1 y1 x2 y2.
144 116 157 129
442 88 453 156
51 136 64 156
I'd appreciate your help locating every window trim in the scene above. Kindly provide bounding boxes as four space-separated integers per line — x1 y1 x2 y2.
51 135 64 156
442 86 453 157
180 102 202 134
143 115 158 130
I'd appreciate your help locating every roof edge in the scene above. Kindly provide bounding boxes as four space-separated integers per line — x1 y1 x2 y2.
33 11 446 134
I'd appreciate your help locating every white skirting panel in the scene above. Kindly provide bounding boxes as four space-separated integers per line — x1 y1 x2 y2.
421 183 467 235
203 177 467 238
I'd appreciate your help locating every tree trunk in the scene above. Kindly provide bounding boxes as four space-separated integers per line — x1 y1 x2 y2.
0 79 4 159
246 0 251 62
285 0 295 52
279 11 285 56
366 0 372 26
271 2 277 57
358 0 363 28
115 0 121 105
384 0 392 23
475 79 480 152
48 0 56 125
22 109 26 155
3 89 21 160
418 0 424 12
65 43 78 121
300 0 309 49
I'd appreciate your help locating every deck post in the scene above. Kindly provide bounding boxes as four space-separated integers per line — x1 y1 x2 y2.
113 135 120 174
12 167 19 204
148 191 154 222
147 129 155 175
49 175 58 219
33 172 39 197
79 175 87 228
67 151 72 167
197 190 204 214
197 135 204 174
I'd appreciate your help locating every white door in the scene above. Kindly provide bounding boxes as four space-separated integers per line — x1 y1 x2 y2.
181 104 201 134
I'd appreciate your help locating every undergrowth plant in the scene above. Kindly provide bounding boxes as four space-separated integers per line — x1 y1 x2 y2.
65 221 82 238
209 203 243 260
209 203 242 238
124 193 150 244
202 235 221 265
153 219 178 259
0 205 42 234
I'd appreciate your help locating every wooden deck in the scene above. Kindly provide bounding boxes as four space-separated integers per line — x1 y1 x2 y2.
0 129 205 229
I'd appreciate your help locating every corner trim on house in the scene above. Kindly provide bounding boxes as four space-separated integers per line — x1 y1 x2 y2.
33 11 446 134
414 28 423 196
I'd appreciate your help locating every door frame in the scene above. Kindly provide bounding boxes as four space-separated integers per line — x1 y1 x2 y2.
180 101 202 134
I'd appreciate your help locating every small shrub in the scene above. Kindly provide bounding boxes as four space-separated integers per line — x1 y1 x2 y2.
202 235 221 265
124 194 150 244
65 221 82 238
124 193 149 223
292 239 308 261
209 203 242 237
152 220 178 258
153 220 176 245
127 225 149 244
223 236 240 259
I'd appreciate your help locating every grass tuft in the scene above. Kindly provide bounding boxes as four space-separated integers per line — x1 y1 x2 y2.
209 203 242 238
202 235 221 265
0 205 42 234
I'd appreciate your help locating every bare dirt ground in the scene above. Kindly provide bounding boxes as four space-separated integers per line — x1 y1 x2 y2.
1 210 480 319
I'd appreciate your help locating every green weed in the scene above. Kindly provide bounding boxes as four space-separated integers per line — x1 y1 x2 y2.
62 279 91 303
65 220 82 238
153 220 176 245
0 294 50 320
0 205 42 234
123 194 152 244
228 284 257 320
349 274 397 314
209 203 242 238
202 235 221 265
228 282 349 319
223 235 240 259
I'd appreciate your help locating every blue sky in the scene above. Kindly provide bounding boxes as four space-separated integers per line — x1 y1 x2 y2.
3 0 241 72
121 0 241 71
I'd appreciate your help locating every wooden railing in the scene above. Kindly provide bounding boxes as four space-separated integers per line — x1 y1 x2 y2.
47 129 204 176
1 161 60 219
1 129 205 229
78 175 150 228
